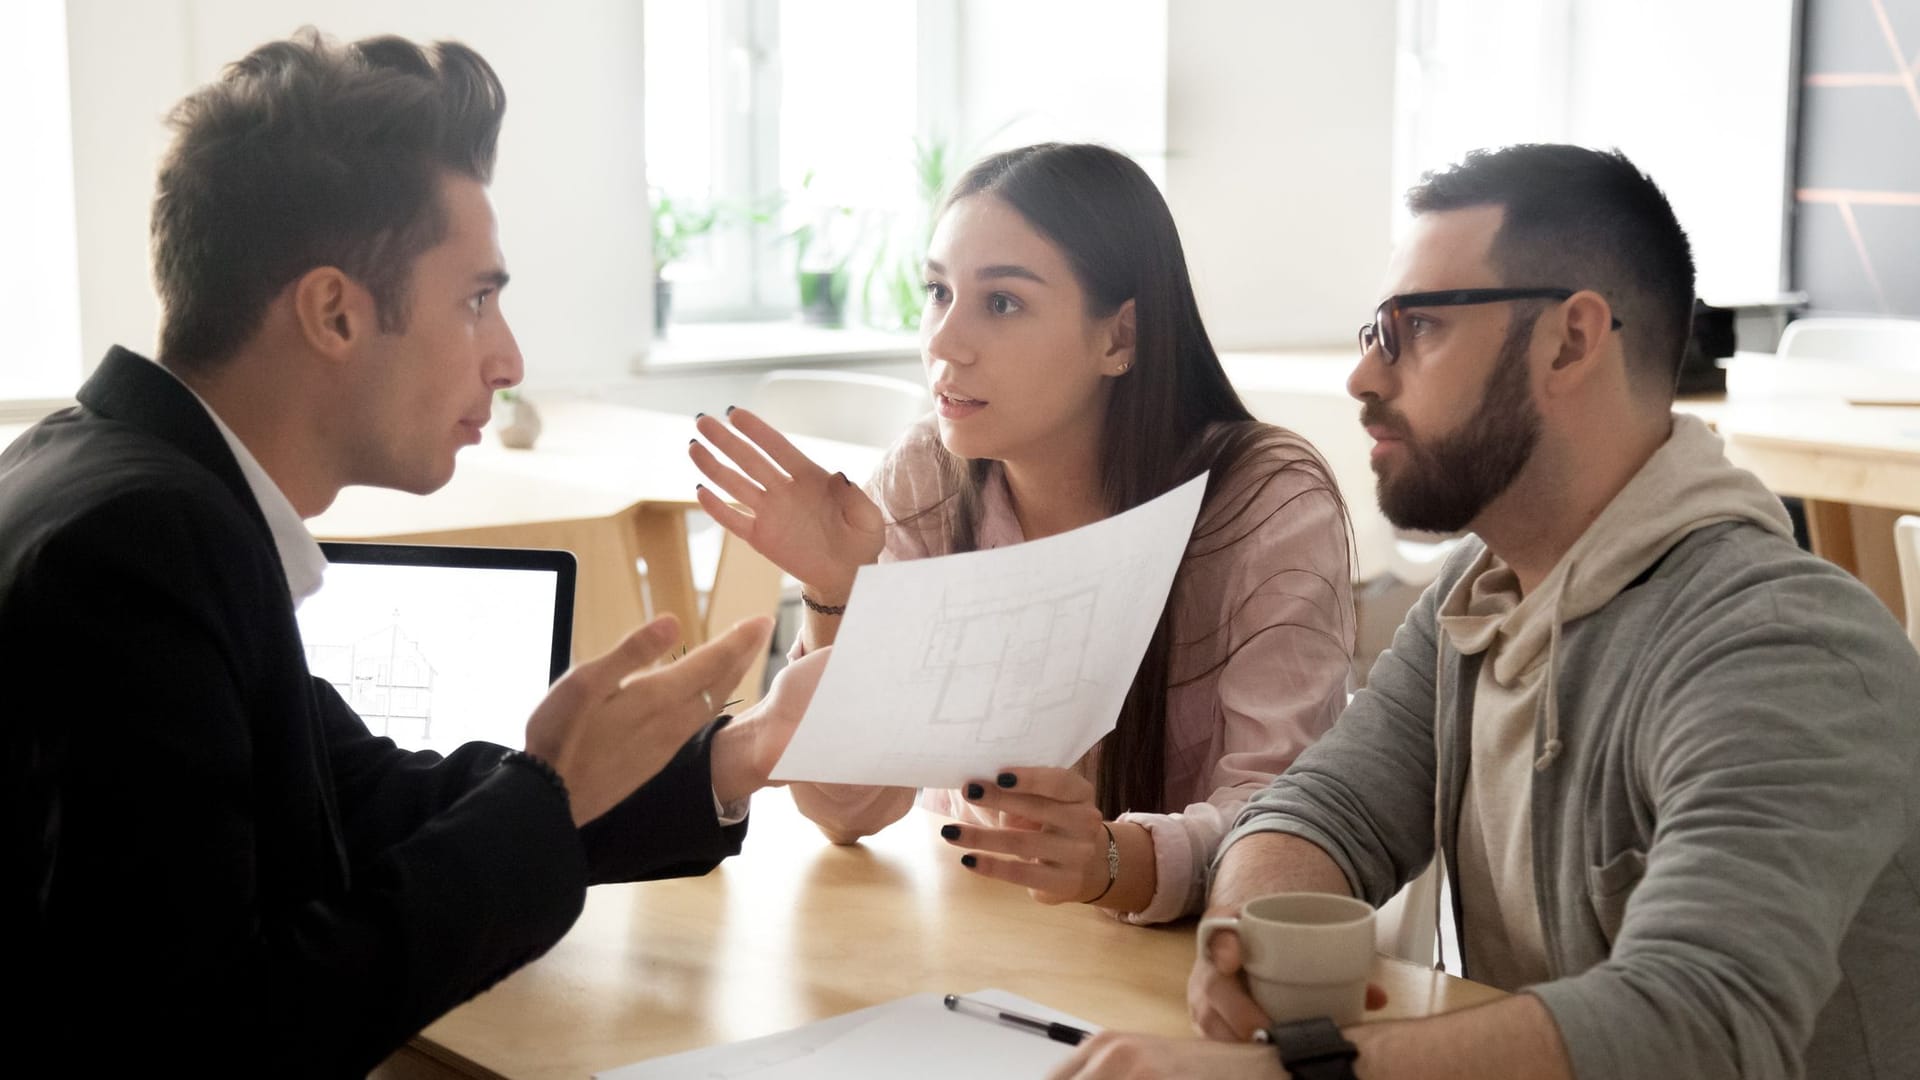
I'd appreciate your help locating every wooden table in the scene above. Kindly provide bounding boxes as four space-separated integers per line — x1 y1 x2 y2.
382 790 1505 1079
1679 396 1920 621
310 399 881 704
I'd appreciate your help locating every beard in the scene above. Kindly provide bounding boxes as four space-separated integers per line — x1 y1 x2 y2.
1365 313 1542 534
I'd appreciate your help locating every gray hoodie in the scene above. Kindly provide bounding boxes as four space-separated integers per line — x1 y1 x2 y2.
1219 416 1920 1079
1436 415 1796 991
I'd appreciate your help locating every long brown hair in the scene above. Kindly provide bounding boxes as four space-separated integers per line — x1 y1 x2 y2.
907 143 1351 819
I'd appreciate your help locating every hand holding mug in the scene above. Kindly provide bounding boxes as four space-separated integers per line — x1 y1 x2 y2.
1192 893 1382 1038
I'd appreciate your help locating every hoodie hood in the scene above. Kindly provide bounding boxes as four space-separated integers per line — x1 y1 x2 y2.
1438 412 1793 768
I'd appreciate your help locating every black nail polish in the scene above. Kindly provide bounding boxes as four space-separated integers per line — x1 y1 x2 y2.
996 772 1017 788
965 783 984 801
940 824 961 840
694 411 706 419
695 483 707 491
688 438 698 446
725 404 736 415
960 854 977 868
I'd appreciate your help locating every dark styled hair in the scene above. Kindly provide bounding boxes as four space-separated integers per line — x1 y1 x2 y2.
912 143 1349 819
152 28 507 372
1406 144 1697 396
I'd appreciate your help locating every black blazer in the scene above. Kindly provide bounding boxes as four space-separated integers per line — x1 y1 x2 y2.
1 347 747 1075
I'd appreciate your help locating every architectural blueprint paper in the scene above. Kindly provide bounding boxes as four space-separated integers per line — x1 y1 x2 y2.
769 473 1208 788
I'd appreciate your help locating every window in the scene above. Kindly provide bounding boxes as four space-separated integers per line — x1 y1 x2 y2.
1394 0 1799 305
0 0 84 402
643 0 923 326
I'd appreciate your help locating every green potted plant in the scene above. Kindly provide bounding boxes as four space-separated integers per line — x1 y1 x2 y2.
649 188 719 337
783 172 859 328
862 134 954 332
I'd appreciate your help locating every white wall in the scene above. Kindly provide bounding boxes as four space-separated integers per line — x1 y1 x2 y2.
63 0 651 387
1566 0 1797 305
1165 1 1399 349
943 0 1397 351
1395 0 1798 307
951 0 1170 175
64 0 189 371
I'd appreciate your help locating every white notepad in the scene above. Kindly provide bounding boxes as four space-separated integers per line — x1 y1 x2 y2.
598 989 1098 1079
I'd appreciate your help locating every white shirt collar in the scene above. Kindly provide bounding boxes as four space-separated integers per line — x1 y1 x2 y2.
162 366 328 606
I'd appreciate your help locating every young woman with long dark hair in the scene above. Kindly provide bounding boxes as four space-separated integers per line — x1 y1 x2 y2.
690 142 1353 923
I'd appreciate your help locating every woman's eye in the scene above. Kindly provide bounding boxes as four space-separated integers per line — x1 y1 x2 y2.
1405 314 1434 336
922 281 950 305
988 292 1021 316
468 290 494 316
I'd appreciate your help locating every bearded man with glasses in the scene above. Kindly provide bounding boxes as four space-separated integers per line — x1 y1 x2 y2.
1052 145 1920 1080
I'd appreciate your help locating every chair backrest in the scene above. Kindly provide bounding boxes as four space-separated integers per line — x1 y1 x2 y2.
1374 860 1439 966
1775 317 1920 369
747 369 929 449
1896 515 1920 650
1727 316 1920 402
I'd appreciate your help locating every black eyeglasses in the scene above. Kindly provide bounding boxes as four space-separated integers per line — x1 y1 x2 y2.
1357 287 1624 364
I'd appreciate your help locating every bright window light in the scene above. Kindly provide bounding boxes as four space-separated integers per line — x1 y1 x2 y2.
0 0 83 399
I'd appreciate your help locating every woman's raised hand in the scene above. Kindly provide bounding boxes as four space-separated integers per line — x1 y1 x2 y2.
689 406 886 603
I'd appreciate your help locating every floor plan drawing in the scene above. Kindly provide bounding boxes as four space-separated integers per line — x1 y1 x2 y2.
305 618 438 740
917 586 1099 743
770 473 1209 789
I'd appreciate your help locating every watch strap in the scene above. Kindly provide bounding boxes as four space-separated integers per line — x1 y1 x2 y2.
1267 1016 1359 1080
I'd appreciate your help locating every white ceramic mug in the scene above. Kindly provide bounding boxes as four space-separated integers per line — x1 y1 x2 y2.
1196 892 1375 1027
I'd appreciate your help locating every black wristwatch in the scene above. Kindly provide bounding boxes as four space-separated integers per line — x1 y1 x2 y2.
1266 1016 1359 1080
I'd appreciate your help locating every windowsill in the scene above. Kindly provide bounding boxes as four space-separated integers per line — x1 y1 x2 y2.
637 321 919 374
0 397 72 425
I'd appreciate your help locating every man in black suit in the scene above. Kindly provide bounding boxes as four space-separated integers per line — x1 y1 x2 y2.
0 30 825 1074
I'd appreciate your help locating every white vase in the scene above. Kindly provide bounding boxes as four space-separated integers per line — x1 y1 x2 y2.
498 396 542 449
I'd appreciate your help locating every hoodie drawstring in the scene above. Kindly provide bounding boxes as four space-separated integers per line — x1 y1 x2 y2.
1533 607 1565 772
1432 630 1449 973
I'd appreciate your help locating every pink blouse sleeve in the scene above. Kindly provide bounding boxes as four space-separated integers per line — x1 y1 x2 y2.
785 418 951 843
1118 449 1355 923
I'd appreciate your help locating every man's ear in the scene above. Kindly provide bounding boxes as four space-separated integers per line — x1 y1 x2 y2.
1104 298 1137 375
1545 289 1616 386
290 267 370 361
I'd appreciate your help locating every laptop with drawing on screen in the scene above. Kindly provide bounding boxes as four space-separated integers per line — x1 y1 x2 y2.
297 542 576 755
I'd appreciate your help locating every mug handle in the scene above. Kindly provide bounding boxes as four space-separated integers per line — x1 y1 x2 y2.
1196 915 1241 965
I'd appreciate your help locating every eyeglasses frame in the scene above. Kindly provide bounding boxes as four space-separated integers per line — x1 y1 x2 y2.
1357 287 1625 364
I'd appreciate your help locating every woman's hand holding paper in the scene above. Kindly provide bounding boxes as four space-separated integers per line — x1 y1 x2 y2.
942 767 1129 906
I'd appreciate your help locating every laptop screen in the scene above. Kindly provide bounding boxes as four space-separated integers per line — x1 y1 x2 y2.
298 542 576 754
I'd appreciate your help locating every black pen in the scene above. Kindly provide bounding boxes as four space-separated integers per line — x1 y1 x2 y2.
943 992 1093 1046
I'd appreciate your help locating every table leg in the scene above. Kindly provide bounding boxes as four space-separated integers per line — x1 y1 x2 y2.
705 532 786 707
631 504 702 646
1805 499 1858 573
1805 499 1907 623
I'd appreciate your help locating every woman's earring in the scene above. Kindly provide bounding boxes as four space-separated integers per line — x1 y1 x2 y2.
1114 362 1132 375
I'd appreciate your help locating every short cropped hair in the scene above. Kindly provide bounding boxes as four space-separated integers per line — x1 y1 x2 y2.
1407 144 1697 395
151 28 506 371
